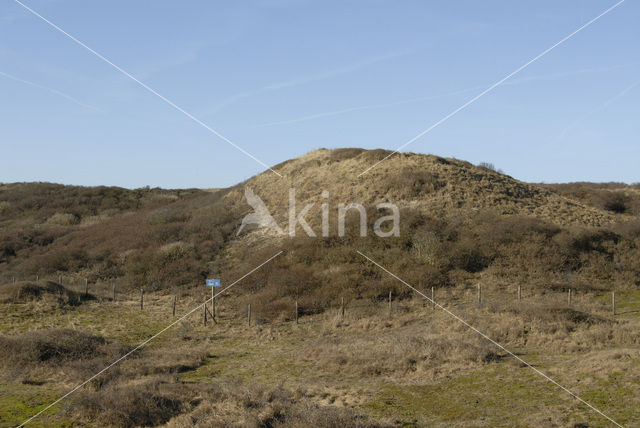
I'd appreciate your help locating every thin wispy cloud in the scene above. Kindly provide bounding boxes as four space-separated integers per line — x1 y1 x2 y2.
503 64 623 86
0 70 101 111
559 78 640 140
255 65 623 128
255 86 484 128
207 49 415 116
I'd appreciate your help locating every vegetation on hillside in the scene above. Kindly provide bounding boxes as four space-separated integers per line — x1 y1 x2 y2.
1 150 639 308
1 149 639 427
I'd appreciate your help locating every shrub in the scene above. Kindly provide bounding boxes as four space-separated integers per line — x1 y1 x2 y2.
449 240 491 273
360 148 394 163
30 248 90 273
0 329 123 366
387 168 443 197
411 230 445 267
0 281 87 305
328 148 365 162
77 380 186 427
46 213 80 226
145 207 190 225
480 215 560 244
615 219 640 239
478 162 496 171
597 191 630 213
556 229 619 254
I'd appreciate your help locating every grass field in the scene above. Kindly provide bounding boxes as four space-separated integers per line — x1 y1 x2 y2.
1 282 638 427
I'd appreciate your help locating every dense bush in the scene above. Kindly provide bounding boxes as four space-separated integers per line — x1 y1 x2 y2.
2 177 639 319
449 239 492 273
78 380 186 427
0 329 124 366
597 191 630 213
0 281 88 305
328 147 365 162
545 182 640 215
387 168 443 197
76 379 384 428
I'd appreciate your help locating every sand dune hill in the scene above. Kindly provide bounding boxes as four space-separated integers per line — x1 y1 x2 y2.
223 148 618 229
1 148 637 292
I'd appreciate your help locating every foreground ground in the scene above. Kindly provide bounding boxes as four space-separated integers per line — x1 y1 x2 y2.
0 281 639 427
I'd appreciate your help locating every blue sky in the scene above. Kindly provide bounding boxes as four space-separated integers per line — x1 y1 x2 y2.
1 0 638 188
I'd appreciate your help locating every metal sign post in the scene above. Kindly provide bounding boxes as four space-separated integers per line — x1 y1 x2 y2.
206 279 221 321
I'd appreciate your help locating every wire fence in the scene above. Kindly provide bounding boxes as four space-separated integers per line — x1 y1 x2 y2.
4 274 635 328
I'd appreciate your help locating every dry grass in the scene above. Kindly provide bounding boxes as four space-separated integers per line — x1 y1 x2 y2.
0 329 129 386
0 286 639 426
0 281 91 306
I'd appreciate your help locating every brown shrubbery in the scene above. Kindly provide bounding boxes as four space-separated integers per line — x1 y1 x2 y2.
0 329 129 384
0 281 90 305
328 147 366 162
2 158 639 320
212 203 640 320
386 168 443 197
78 379 188 427
75 378 385 428
545 182 640 215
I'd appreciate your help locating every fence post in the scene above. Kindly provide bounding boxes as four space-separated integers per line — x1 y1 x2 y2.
517 285 521 303
113 281 117 302
211 286 215 320
295 301 298 324
431 287 435 309
341 297 345 319
172 295 176 317
248 304 251 326
140 288 144 310
203 303 207 326
12 276 15 284
388 290 392 316
84 278 88 297
58 275 62 284
612 291 616 315
477 284 481 305
568 289 572 306
36 275 39 281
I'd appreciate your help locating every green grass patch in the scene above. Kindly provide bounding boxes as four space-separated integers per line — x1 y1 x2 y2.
362 363 613 427
0 383 71 428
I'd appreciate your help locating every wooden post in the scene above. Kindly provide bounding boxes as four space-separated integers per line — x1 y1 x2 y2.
568 289 572 306
388 290 392 316
517 285 521 303
172 295 176 317
477 284 481 305
341 297 345 319
36 275 39 281
12 277 15 284
248 304 251 326
211 286 215 320
58 275 61 284
203 303 207 326
84 278 88 297
112 281 117 302
295 301 299 324
612 291 616 315
140 288 144 310
431 287 435 309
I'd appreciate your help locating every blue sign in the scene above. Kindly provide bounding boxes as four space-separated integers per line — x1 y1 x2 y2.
206 279 221 287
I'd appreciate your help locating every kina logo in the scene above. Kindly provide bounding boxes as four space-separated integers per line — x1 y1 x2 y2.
237 188 284 235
